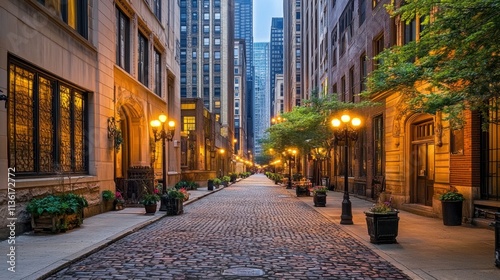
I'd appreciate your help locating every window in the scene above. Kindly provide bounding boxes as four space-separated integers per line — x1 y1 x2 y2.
214 76 220 85
373 33 384 69
192 24 198 33
203 75 209 84
204 13 209 20
138 32 149 86
214 88 220 97
203 52 209 59
192 37 197 46
214 38 221 45
204 25 210 33
192 76 197 83
204 37 209 46
181 25 187 33
214 51 221 59
404 18 417 45
214 101 221 109
359 0 366 26
154 49 161 96
116 7 130 72
341 76 346 102
360 53 367 92
373 115 384 176
214 25 221 33
192 51 197 58
37 0 89 38
214 64 221 72
349 66 355 102
203 64 209 72
192 12 198 21
214 13 221 20
183 116 196 131
451 129 464 155
8 59 88 175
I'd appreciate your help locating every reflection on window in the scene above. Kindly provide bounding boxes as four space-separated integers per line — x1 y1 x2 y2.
38 0 88 38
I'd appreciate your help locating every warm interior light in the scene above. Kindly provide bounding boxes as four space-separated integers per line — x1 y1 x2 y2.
331 118 341 127
219 149 225 154
159 114 167 123
341 114 351 123
351 117 361 127
150 120 161 128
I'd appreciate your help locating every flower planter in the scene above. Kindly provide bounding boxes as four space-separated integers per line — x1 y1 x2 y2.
207 180 214 191
31 212 84 233
296 187 310 197
441 200 463 226
144 204 157 214
113 200 125 211
313 193 327 207
365 211 399 244
165 197 184 216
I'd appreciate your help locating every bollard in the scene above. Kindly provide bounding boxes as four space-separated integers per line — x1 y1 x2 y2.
495 213 500 268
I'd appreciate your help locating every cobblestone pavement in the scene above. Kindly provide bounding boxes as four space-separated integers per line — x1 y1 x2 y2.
48 175 410 279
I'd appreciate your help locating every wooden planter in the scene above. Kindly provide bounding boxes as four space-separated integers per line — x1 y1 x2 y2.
31 212 84 233
313 193 327 207
365 211 399 244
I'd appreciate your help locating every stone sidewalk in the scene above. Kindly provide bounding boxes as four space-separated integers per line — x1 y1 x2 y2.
0 186 225 280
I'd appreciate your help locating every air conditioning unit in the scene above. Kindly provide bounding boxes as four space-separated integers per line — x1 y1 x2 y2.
173 140 180 148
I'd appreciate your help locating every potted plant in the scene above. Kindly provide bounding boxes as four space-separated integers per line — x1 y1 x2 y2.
27 193 88 233
207 179 215 191
164 188 186 215
102 190 114 211
439 190 465 226
222 175 231 186
113 190 125 210
312 186 328 207
213 178 222 188
140 187 160 214
364 200 399 244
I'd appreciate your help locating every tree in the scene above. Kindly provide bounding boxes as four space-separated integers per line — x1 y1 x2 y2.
364 0 500 129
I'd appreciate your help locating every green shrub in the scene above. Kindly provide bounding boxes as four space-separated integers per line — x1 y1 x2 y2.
26 193 88 217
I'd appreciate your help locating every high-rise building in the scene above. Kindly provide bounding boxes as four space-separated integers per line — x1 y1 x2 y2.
179 0 235 159
233 39 247 172
284 0 302 111
234 0 254 161
253 42 270 156
270 17 284 118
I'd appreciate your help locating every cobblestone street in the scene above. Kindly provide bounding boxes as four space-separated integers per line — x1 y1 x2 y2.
48 174 410 279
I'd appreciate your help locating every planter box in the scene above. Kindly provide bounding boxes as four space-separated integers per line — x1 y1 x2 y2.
31 212 84 233
365 211 399 244
441 200 463 226
313 193 327 207
165 198 184 216
296 187 310 197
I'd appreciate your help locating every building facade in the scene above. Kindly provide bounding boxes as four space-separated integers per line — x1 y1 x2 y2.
0 0 180 238
274 74 284 117
233 39 248 173
234 0 254 156
253 42 270 157
179 0 235 177
269 17 283 118
283 0 302 112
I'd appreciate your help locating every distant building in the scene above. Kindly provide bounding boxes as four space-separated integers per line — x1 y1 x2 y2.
284 0 302 111
270 17 284 118
234 0 255 156
253 42 270 156
274 74 285 117
179 0 235 177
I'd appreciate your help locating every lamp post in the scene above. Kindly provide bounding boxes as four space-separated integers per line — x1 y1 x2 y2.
219 148 225 177
286 148 297 189
331 114 361 225
151 113 175 211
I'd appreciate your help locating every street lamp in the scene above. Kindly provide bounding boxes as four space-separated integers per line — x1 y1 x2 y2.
331 114 361 225
285 148 297 189
151 113 175 211
219 148 225 177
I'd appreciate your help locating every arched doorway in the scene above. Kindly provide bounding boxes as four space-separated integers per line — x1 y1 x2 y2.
410 116 435 206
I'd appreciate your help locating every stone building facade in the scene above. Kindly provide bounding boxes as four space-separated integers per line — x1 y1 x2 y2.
0 0 180 238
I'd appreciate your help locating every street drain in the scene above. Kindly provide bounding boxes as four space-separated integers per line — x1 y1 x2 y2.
222 268 265 277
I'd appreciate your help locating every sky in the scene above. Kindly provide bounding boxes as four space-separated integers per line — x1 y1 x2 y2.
253 0 283 42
